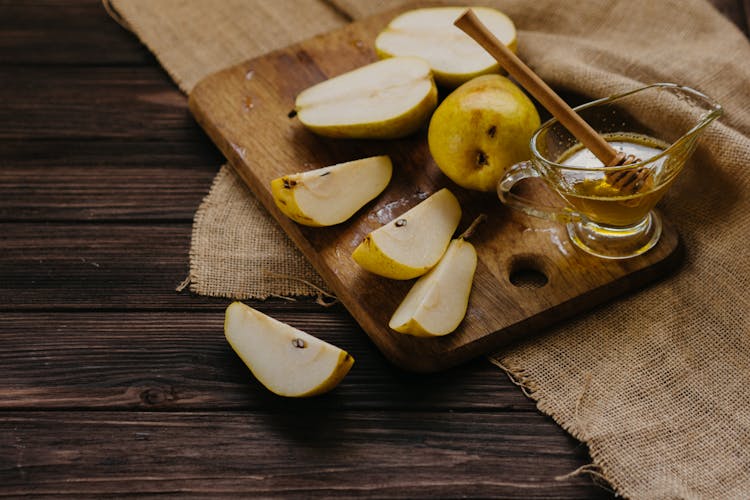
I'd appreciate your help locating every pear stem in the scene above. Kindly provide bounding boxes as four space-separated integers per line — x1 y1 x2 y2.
459 214 487 240
454 9 626 167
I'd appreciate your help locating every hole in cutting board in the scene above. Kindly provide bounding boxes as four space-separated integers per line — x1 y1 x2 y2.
508 254 549 289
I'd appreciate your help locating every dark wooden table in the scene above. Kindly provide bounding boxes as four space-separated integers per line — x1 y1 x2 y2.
1 1 747 497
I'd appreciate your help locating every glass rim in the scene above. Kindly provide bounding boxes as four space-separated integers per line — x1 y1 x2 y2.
530 82 723 172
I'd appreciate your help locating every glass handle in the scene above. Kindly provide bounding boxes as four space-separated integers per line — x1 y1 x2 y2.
497 161 581 224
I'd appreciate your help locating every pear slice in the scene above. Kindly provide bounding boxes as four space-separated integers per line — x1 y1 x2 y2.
389 238 477 337
352 188 461 280
375 7 517 88
224 302 354 397
270 156 392 227
294 56 437 139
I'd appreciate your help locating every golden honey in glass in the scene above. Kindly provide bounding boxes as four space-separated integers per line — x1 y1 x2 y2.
498 83 722 259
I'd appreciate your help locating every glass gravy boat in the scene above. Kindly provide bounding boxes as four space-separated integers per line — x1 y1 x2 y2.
498 83 722 259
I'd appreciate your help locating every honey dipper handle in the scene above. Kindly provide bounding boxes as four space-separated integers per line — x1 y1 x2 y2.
454 9 622 166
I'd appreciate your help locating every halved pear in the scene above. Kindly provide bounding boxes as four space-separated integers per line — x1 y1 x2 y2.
389 238 477 337
270 156 392 226
352 188 461 280
375 7 517 88
224 302 354 397
294 56 437 139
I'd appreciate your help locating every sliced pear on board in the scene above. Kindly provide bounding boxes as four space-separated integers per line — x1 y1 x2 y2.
352 188 461 280
224 302 354 397
389 237 477 337
294 56 438 139
375 7 517 88
271 155 393 226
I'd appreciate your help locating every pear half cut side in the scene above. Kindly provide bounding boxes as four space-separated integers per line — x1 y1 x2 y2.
375 7 517 88
295 56 438 139
352 188 462 280
224 302 354 397
389 238 477 337
271 155 393 226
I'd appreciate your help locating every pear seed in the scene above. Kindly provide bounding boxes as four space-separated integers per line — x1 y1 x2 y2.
395 218 407 227
292 338 306 348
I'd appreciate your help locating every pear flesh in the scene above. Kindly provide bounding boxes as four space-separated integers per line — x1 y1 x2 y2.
375 7 517 88
352 188 461 280
224 302 354 397
389 238 477 337
271 156 393 226
295 56 438 139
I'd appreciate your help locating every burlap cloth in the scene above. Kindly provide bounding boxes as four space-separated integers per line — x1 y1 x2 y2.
107 0 750 497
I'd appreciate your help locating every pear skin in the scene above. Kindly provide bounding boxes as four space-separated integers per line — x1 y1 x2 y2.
428 75 541 192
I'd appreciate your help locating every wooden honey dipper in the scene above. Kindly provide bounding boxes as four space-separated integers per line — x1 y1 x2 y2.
454 9 647 193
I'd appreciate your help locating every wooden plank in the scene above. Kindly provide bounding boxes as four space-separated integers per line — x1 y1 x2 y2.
188 8 682 372
0 221 379 311
0 223 211 309
0 139 221 170
0 161 220 222
0 0 152 65
0 311 533 411
0 66 196 140
0 411 614 498
0 139 222 221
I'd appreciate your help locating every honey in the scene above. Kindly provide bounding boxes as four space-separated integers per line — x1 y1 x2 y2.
556 134 672 227
498 83 721 258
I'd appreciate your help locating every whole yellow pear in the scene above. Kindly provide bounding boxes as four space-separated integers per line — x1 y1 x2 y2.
427 75 540 192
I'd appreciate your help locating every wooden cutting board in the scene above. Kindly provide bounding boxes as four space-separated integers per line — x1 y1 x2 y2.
189 7 681 372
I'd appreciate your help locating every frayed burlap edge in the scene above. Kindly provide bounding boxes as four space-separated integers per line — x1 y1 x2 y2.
185 164 330 300
489 356 619 495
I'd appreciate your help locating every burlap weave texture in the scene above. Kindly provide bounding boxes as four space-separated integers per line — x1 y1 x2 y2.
109 0 750 498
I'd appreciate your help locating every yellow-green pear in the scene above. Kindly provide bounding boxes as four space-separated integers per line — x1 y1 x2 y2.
389 237 477 337
352 188 461 280
271 156 392 226
224 302 354 397
294 57 437 139
428 75 540 192
375 7 517 88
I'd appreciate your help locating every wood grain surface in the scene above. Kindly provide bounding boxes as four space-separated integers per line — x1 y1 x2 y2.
189 7 681 372
0 0 746 497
